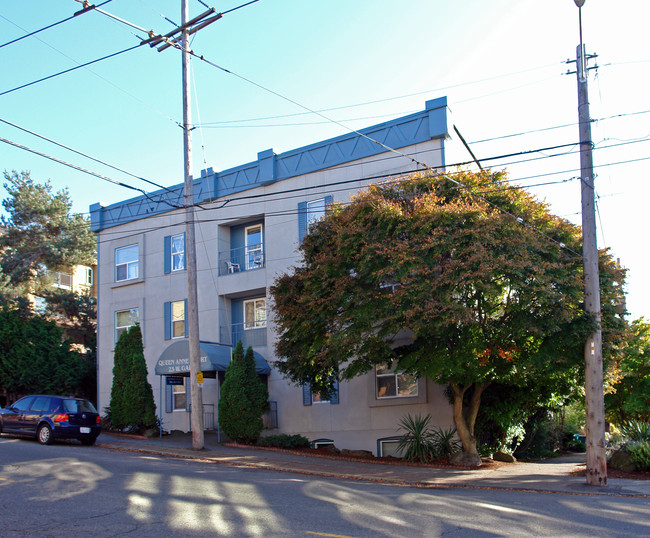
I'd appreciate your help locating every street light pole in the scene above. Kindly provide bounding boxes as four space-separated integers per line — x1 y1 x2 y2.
574 0 607 486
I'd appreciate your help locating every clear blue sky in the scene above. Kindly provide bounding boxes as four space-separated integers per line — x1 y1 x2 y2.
1 0 648 319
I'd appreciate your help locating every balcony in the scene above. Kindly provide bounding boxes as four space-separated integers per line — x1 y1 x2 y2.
218 244 265 276
219 322 267 348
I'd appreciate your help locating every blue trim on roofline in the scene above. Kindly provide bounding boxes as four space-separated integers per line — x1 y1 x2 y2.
90 97 449 232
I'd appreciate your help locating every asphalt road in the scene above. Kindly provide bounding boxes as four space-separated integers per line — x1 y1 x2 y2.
1 435 649 537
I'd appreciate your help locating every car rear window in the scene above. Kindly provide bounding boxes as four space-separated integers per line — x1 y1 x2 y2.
62 399 98 414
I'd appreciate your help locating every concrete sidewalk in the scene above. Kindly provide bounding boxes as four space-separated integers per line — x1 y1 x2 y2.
96 431 650 497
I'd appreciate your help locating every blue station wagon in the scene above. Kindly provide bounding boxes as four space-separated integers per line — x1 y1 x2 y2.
0 395 101 445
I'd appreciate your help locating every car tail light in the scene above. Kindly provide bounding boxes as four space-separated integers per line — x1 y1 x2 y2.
96 416 101 424
53 413 69 422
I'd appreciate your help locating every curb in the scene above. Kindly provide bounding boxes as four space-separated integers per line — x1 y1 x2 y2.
95 441 650 498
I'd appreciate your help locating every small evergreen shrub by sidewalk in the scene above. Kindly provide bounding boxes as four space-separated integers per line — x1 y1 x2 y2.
626 441 650 472
257 434 310 449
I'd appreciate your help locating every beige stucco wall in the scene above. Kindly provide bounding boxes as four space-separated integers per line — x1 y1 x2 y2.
96 137 457 453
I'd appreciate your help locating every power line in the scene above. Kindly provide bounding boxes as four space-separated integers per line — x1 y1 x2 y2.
0 1 114 49
0 135 183 210
0 43 143 97
0 116 176 194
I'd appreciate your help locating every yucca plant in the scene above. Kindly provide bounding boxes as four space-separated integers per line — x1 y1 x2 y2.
396 414 436 463
620 421 650 442
431 426 462 458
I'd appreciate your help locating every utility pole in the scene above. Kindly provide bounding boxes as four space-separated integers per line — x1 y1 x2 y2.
181 0 204 450
574 0 607 486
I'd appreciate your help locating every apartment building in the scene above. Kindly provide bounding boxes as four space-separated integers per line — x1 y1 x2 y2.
91 97 466 455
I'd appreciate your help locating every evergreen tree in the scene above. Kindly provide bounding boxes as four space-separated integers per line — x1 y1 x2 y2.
0 170 95 304
110 325 156 431
0 307 83 404
218 341 269 443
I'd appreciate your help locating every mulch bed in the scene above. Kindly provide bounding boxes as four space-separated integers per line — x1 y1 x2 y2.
226 443 507 470
570 466 650 481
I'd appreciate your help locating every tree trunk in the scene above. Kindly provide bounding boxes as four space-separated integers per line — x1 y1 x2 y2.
449 382 485 467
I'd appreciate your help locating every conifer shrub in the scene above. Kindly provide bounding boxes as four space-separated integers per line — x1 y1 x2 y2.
218 341 269 443
109 325 156 431
257 434 310 449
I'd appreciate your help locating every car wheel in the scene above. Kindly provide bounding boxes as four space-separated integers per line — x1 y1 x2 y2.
80 436 97 446
38 424 53 445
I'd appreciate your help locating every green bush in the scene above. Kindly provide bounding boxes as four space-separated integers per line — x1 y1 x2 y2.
565 439 586 452
626 441 650 471
257 434 310 449
218 342 269 443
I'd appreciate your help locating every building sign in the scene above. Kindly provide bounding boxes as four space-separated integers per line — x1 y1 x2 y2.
166 376 185 385
157 354 210 375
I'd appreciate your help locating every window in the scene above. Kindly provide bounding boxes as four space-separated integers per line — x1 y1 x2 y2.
165 377 189 413
306 198 327 227
302 380 339 405
172 383 186 410
84 267 93 285
244 298 266 329
164 300 187 339
53 271 73 289
171 300 185 338
376 362 418 399
298 195 333 242
115 308 139 341
115 245 139 281
164 234 185 274
171 234 185 271
245 224 263 270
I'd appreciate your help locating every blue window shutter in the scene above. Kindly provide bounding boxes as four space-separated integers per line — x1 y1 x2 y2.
164 301 171 340
184 299 188 337
165 382 173 413
185 378 191 411
164 235 171 274
231 299 243 346
302 383 312 406
298 201 308 243
330 379 339 405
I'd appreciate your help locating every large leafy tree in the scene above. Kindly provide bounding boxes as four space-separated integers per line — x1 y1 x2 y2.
271 170 625 465
219 341 269 443
605 318 650 423
0 170 95 303
110 325 156 431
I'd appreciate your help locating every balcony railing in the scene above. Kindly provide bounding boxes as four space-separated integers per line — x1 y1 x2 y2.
219 322 267 348
218 244 265 276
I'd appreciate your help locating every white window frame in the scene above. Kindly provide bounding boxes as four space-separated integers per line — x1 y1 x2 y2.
306 198 326 228
243 298 266 330
171 300 185 339
171 233 185 272
172 383 186 411
85 267 93 285
115 308 139 342
245 224 263 270
115 244 139 282
376 362 418 399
